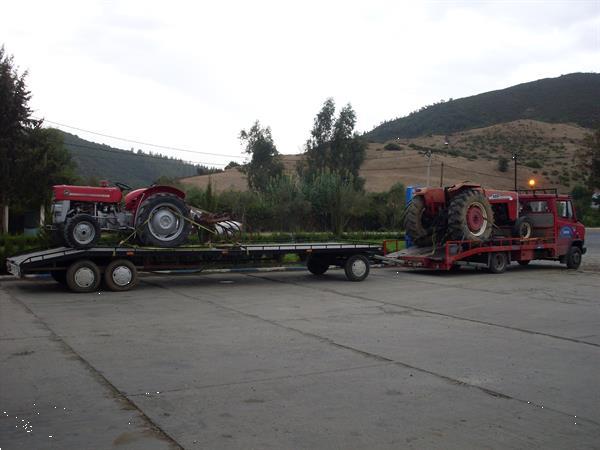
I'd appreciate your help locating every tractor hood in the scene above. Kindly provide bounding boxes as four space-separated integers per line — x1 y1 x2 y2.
52 185 122 203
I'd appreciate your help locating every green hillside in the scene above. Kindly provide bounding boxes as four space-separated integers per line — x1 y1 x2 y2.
60 131 220 188
367 73 600 142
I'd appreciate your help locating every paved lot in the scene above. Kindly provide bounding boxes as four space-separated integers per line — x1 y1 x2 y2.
2 250 600 448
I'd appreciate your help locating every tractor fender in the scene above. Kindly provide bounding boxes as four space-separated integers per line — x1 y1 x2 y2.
125 185 186 216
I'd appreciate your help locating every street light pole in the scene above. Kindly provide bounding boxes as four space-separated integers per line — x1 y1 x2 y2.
426 150 432 186
512 151 518 190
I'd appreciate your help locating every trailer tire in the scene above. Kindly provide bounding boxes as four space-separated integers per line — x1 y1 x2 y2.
66 260 101 293
64 214 101 249
488 252 508 274
104 259 138 291
136 194 191 247
517 260 531 266
50 270 67 285
307 256 329 275
344 254 370 282
448 189 494 241
565 246 582 269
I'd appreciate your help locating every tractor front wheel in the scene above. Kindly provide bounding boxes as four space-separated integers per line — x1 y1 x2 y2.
64 214 101 249
136 194 191 247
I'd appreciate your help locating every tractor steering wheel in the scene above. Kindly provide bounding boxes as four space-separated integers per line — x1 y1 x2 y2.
114 182 133 192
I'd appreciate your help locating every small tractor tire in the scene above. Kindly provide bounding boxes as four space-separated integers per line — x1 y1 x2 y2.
344 254 370 282
136 194 191 247
64 214 101 249
513 216 534 239
404 196 433 247
104 259 138 291
307 256 329 275
447 189 494 241
488 252 508 274
66 260 101 293
565 246 582 269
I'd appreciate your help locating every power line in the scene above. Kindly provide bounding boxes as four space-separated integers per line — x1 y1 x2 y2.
37 118 246 160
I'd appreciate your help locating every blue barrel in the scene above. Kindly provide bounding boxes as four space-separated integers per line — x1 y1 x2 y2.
405 186 417 248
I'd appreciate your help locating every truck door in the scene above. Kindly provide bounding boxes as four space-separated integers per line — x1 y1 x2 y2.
555 199 576 256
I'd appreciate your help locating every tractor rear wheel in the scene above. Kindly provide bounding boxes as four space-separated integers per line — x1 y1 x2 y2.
64 214 101 249
447 189 494 241
404 196 434 247
136 194 191 247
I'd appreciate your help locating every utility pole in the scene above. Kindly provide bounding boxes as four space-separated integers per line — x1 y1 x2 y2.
426 150 432 186
512 151 518 190
440 162 444 187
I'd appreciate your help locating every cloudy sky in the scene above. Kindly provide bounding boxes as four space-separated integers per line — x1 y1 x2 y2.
2 0 599 167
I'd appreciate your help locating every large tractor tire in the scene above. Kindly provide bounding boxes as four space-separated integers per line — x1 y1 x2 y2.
135 193 191 247
447 189 494 241
404 196 434 247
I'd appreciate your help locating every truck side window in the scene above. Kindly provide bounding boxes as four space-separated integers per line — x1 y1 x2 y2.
557 201 573 219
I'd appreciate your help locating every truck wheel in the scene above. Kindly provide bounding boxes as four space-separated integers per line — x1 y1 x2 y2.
66 260 101 293
565 246 582 269
344 254 370 282
517 260 531 266
404 196 433 247
513 216 534 239
488 252 507 274
136 194 191 247
104 259 138 291
50 270 67 285
64 214 100 249
307 256 329 275
448 189 494 241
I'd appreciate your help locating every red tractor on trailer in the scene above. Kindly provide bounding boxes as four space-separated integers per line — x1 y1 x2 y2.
382 185 586 272
49 181 241 249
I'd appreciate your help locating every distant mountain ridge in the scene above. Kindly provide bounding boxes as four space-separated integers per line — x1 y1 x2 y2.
59 131 218 187
366 73 600 142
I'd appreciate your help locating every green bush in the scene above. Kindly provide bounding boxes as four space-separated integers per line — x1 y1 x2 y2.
524 160 542 169
383 142 402 151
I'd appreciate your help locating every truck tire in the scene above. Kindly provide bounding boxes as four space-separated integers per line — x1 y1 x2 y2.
404 196 433 247
513 216 534 239
344 254 370 282
104 259 138 291
64 214 101 249
488 252 508 274
565 246 582 269
447 189 494 241
307 256 329 275
66 260 101 293
136 194 191 247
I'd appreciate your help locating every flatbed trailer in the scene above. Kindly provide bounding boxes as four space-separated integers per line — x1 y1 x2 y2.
377 237 586 273
6 242 381 292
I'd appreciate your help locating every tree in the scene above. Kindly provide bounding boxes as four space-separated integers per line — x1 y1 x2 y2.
497 156 509 172
299 99 366 185
239 121 284 192
577 127 600 190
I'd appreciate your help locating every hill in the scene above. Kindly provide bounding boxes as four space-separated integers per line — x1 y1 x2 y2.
180 120 591 193
366 73 600 142
60 131 218 187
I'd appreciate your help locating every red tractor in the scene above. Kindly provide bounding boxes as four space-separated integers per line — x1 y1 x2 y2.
50 181 241 249
404 183 546 247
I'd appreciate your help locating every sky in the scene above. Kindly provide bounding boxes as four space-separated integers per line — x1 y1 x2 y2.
2 0 600 168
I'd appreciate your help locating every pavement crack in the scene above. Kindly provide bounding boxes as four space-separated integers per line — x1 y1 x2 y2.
248 273 600 349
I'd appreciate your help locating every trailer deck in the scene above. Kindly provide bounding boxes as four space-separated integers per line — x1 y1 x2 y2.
7 242 382 292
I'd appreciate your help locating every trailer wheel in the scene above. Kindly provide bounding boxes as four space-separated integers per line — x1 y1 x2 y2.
104 259 138 291
488 252 508 274
565 246 582 269
344 254 370 282
307 256 329 275
66 260 101 293
50 270 67 285
64 214 101 249
517 260 531 266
